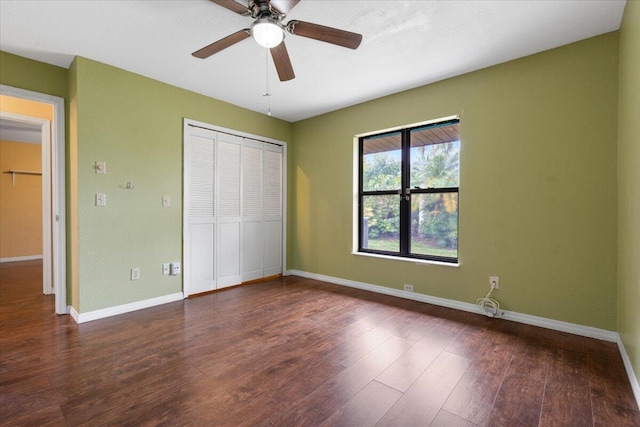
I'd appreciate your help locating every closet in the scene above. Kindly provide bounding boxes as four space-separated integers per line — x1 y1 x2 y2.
183 121 284 296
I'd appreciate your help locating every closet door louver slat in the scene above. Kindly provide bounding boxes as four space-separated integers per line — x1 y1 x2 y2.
264 148 282 218
218 140 241 218
188 136 214 217
242 145 263 218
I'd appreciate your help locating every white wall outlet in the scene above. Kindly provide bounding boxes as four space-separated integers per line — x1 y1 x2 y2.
162 263 170 275
490 276 500 289
404 283 414 292
95 161 106 174
96 193 106 207
162 195 170 208
170 262 181 276
131 267 141 280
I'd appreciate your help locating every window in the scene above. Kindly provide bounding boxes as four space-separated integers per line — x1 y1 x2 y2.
358 118 460 263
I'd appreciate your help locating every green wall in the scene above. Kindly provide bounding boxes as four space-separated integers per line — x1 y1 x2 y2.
72 57 290 312
290 33 619 330
0 51 68 99
618 0 640 387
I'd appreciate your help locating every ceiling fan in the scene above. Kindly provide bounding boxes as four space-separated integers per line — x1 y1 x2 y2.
192 0 363 81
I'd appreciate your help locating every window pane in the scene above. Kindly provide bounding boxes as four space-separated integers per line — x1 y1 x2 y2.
362 132 401 191
362 195 399 252
410 124 459 188
410 193 458 258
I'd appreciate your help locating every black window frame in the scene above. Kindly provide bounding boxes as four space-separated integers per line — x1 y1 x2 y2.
358 118 460 264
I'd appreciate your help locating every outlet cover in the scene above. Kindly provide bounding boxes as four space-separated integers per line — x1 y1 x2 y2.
131 268 141 280
489 276 500 289
170 262 181 276
404 284 414 292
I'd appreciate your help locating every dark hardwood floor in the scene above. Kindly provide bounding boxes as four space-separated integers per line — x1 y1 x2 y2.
1 260 638 426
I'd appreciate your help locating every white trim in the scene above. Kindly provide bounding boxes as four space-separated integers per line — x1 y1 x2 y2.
69 306 79 323
70 292 184 324
286 269 618 343
185 118 286 147
281 142 288 276
351 251 460 268
617 335 640 410
0 255 43 263
0 84 66 315
41 118 52 294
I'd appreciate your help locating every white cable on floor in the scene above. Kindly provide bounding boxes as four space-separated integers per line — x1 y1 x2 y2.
477 283 501 318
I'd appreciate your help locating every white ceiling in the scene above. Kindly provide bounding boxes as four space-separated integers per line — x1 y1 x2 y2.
0 0 626 122
0 118 42 144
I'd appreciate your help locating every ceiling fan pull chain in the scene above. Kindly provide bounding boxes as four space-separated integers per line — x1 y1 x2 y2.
264 48 272 116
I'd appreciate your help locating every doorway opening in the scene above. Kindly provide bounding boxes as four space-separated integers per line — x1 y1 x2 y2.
0 86 66 315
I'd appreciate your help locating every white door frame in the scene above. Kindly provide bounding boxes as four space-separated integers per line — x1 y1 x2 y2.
1 84 67 315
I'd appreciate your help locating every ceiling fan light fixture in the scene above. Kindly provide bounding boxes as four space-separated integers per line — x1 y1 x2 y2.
251 16 284 48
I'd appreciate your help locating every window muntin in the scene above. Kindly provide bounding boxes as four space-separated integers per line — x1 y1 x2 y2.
359 119 459 263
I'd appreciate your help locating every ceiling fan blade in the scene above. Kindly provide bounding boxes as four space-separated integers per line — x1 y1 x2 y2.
270 42 295 81
270 0 300 15
209 0 251 15
286 20 362 50
192 29 250 59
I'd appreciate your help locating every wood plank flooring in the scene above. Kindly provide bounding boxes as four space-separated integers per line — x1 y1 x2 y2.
1 260 638 426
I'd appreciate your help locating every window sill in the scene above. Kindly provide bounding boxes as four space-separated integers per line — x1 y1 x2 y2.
351 251 460 268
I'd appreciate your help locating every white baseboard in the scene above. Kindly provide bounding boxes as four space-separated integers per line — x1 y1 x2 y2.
618 335 640 410
286 269 618 343
70 292 184 324
0 255 43 263
69 306 79 323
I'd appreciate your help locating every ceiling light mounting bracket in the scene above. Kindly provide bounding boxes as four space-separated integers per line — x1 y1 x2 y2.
249 0 286 20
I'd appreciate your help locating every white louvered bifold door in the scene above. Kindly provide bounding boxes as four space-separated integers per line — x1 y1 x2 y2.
263 144 283 277
185 129 216 296
184 122 284 296
216 133 243 288
242 140 264 282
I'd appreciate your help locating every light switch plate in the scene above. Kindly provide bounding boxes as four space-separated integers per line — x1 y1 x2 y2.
96 193 106 207
96 161 106 174
162 195 170 208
